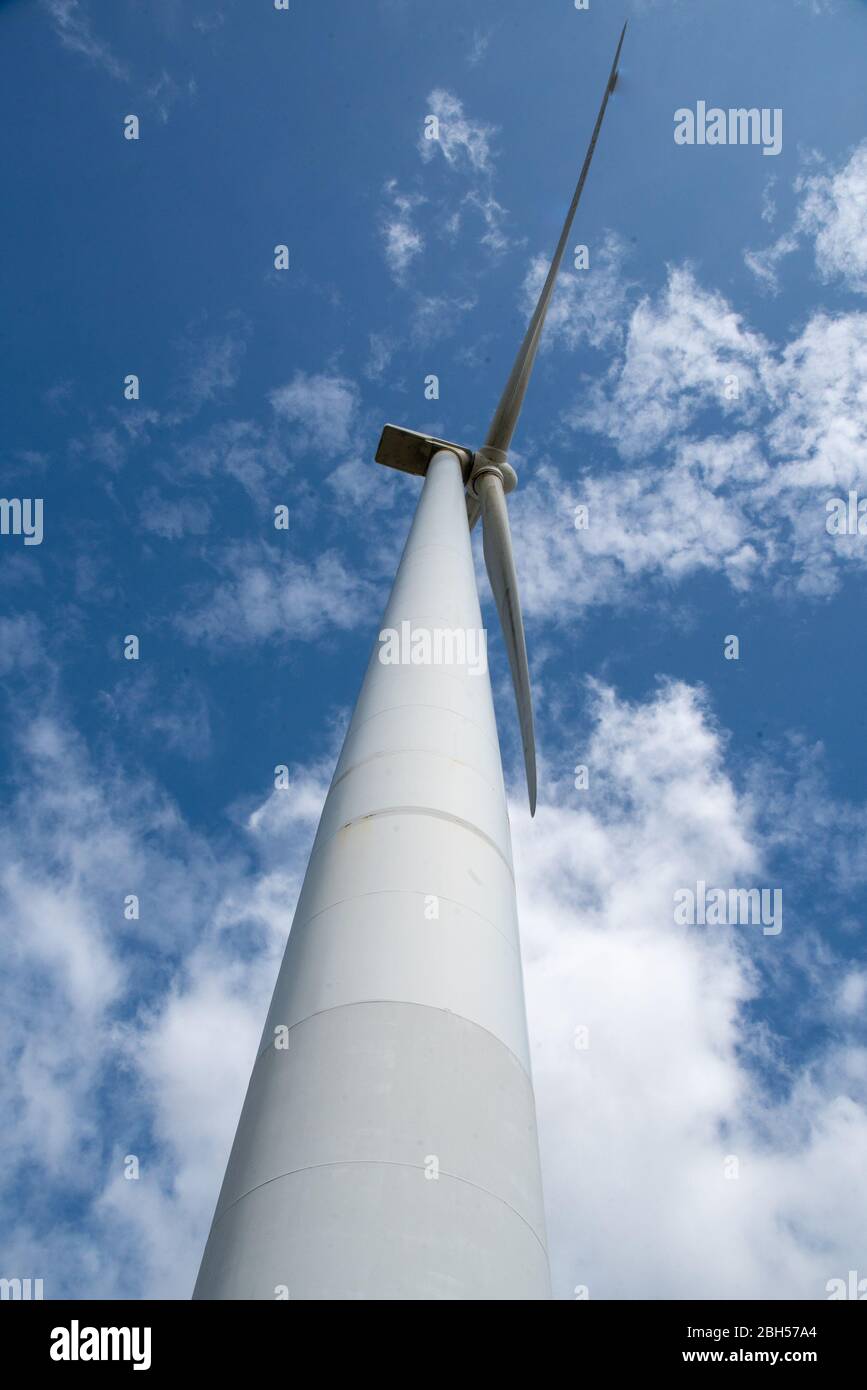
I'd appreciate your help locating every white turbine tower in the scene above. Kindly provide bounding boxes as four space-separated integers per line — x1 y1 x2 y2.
195 24 626 1301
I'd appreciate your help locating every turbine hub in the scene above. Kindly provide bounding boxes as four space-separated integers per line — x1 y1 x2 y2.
468 447 517 497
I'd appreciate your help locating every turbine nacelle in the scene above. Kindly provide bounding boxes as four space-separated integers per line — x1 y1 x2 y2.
374 423 474 480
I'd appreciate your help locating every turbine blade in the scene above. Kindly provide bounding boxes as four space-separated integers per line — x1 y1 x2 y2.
484 20 627 457
477 472 537 815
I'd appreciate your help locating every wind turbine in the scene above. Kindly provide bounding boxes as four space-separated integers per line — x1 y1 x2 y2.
194 22 626 1301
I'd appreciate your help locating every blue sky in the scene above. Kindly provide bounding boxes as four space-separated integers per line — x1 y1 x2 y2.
1 0 866 1299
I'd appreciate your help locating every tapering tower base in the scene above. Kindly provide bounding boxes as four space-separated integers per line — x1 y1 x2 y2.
194 451 550 1300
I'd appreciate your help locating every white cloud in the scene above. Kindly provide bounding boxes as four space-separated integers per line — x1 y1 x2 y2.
0 615 44 676
146 71 196 125
173 328 247 412
419 89 496 175
571 267 772 459
511 438 766 619
98 670 213 760
169 418 286 501
838 969 867 1018
0 713 194 1202
466 28 493 68
380 180 425 283
380 90 508 276
417 90 510 255
465 188 510 255
760 175 778 225
746 141 867 295
72 425 128 472
514 681 867 1298
269 371 360 454
40 0 128 81
743 232 799 295
193 11 226 36
138 488 213 539
520 232 632 353
410 291 477 346
176 543 378 647
798 144 867 294
798 0 839 17
383 219 424 281
326 456 394 514
534 262 867 603
766 311 867 491
0 655 323 1295
364 332 394 381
